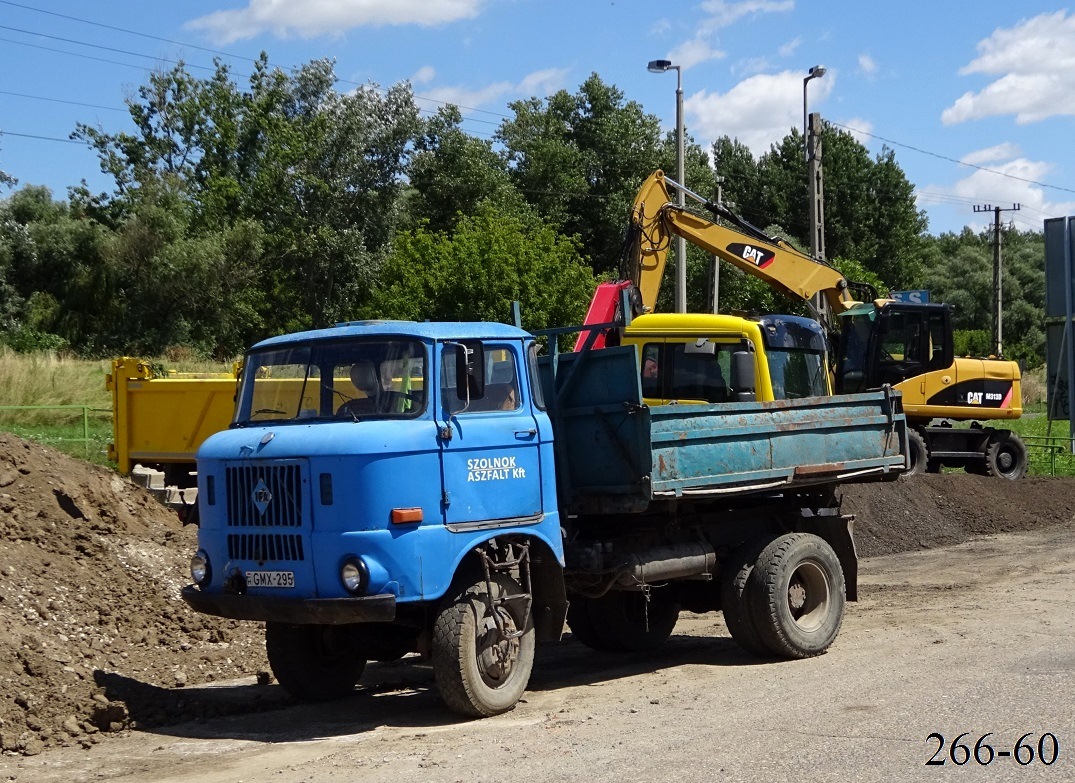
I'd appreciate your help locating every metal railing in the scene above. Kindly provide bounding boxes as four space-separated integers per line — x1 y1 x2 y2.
1023 435 1075 476
0 405 112 457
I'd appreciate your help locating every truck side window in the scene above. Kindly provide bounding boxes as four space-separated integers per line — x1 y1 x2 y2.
641 344 663 398
528 342 546 410
442 344 520 414
669 342 730 403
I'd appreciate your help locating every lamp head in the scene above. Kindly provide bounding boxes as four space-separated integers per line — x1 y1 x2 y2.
808 64 827 79
648 59 673 73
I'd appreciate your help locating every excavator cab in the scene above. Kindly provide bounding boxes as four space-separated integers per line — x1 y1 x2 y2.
835 303 953 395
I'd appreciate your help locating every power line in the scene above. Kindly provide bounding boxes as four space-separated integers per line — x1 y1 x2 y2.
0 130 82 144
0 6 512 122
0 89 125 112
830 120 1075 196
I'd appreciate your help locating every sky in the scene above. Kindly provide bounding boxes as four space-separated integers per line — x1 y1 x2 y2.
1 0 1074 236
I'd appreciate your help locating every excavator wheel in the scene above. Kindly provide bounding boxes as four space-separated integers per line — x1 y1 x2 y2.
904 430 928 476
984 432 1028 480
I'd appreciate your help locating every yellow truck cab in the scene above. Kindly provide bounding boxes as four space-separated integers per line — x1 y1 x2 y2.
621 312 831 406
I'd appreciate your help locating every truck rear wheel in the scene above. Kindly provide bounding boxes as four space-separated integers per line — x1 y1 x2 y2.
569 591 679 652
432 573 535 717
265 623 365 702
748 533 845 658
985 432 1027 480
719 540 771 657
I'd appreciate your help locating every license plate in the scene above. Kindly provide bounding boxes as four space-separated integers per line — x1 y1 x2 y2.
245 570 294 588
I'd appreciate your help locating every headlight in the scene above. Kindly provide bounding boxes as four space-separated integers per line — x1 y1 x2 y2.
190 549 211 586
340 556 369 595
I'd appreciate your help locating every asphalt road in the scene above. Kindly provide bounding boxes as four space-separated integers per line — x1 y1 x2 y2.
5 523 1074 783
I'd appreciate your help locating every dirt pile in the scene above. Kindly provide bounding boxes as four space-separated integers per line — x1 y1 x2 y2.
0 433 1073 756
0 434 268 756
843 473 1075 557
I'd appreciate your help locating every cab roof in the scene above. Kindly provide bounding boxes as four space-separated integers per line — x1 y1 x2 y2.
251 320 530 350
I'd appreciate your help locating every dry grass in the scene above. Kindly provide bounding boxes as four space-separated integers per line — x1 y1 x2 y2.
0 348 112 412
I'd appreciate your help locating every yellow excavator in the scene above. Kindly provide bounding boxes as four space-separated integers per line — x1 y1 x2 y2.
585 170 1025 479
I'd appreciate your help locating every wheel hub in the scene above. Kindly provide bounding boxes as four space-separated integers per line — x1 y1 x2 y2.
787 579 807 612
477 609 520 683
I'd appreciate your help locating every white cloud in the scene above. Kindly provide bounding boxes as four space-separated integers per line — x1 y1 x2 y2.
732 57 773 78
411 66 436 85
698 0 794 32
837 117 873 146
778 37 802 58
941 11 1075 125
186 0 482 44
686 69 834 155
922 148 1075 223
651 18 673 36
667 37 726 70
415 68 570 111
960 142 1022 166
858 54 877 76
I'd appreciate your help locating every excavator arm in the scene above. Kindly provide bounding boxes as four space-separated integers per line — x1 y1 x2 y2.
627 170 862 320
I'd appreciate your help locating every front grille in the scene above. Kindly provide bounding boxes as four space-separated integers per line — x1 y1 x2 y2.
227 533 305 562
225 462 303 527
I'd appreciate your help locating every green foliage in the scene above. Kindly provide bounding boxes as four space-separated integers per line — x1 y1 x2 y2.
497 74 669 274
364 204 596 329
953 329 991 358
921 227 1045 366
711 126 927 291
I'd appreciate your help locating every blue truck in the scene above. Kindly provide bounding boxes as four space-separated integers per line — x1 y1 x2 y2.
181 317 908 717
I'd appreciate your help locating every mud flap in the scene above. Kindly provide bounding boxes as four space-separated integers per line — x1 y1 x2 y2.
797 514 858 602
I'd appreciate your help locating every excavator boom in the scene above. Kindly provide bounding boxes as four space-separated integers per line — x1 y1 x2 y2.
628 171 862 320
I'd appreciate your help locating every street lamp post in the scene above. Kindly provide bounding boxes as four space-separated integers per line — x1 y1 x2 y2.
648 59 687 313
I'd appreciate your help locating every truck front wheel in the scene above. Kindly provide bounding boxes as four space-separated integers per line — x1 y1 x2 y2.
433 573 535 717
265 623 366 701
748 533 845 658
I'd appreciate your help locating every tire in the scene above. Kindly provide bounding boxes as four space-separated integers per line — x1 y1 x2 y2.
265 623 366 702
719 540 771 657
748 533 845 658
984 432 1027 480
904 429 928 475
569 591 679 653
432 573 535 717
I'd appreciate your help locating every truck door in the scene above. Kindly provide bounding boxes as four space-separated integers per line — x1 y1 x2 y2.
436 342 544 527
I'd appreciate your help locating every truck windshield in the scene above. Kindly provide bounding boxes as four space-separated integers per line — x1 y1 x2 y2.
233 338 426 425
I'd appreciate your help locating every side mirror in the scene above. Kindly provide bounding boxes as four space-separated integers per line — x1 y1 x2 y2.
730 351 756 402
455 341 486 401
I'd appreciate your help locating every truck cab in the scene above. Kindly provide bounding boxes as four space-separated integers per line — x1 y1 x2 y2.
184 320 567 711
622 312 830 405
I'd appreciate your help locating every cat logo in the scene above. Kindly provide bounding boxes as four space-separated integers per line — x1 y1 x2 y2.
727 242 775 269
966 391 983 405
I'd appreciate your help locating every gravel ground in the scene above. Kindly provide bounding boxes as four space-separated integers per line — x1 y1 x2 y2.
0 433 1073 759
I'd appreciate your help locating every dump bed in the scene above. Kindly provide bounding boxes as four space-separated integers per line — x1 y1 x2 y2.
540 346 908 515
107 358 238 476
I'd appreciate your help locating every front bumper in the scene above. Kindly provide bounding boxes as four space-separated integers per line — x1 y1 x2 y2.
180 585 397 625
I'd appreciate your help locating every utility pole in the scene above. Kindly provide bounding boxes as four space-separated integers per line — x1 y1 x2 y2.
807 112 827 319
710 176 724 313
973 203 1021 356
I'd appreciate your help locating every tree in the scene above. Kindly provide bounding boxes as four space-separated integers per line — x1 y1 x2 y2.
364 203 596 330
497 74 670 274
75 55 422 336
405 105 518 234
